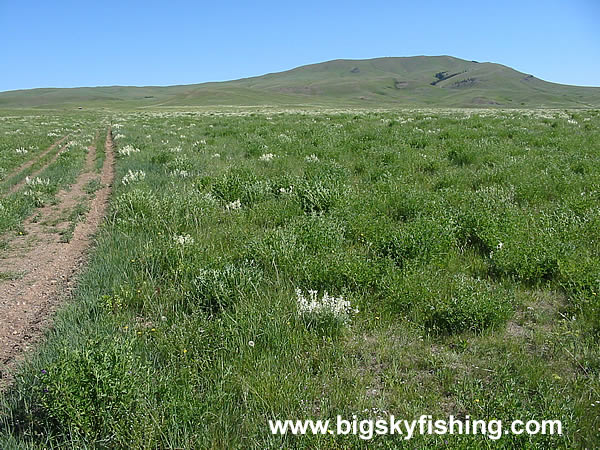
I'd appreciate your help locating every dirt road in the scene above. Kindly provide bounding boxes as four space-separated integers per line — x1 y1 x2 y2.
0 128 115 386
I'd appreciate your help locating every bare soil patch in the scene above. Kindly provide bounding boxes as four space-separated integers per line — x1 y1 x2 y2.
0 128 115 387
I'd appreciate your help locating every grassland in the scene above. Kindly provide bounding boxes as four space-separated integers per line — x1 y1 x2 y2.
1 56 600 109
0 107 599 448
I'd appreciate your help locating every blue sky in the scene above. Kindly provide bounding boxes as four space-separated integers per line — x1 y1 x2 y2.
1 0 598 91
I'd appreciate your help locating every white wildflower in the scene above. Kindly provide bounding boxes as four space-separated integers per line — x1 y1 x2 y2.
201 192 218 204
173 234 194 246
113 133 126 140
278 133 292 143
121 169 146 185
295 288 358 324
279 186 293 194
304 154 319 163
171 169 191 178
15 147 28 155
66 140 82 149
25 176 50 186
225 199 242 211
212 153 221 158
118 144 140 157
490 242 504 259
259 153 275 162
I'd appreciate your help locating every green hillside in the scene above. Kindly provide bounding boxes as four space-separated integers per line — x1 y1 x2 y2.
2 55 599 108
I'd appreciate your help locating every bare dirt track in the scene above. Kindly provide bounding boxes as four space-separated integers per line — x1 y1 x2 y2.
0 128 114 387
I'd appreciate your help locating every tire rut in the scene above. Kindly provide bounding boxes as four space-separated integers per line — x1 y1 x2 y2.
6 140 72 197
1 135 70 197
0 127 115 387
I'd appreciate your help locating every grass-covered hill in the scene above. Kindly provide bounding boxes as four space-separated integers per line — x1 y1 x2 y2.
2 55 600 109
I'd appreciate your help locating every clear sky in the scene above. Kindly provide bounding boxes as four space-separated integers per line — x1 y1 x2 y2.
1 0 599 92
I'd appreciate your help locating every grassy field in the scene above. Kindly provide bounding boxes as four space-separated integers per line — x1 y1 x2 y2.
1 107 599 448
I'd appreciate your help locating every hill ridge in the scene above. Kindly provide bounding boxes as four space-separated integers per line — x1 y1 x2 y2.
1 55 599 108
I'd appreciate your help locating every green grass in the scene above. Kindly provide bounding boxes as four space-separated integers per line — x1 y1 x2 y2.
83 177 102 195
57 200 89 243
1 108 600 448
0 270 24 281
94 124 108 172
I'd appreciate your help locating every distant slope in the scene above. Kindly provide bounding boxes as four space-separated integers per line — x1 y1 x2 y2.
2 56 600 108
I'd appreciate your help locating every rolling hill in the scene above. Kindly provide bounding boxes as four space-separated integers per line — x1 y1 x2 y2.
2 55 600 109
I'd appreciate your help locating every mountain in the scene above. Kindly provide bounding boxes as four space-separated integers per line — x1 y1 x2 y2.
1 56 599 109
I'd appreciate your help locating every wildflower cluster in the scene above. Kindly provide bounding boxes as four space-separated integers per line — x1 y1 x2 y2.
118 144 141 157
170 169 191 178
173 234 194 246
295 288 358 324
15 147 28 154
23 177 51 206
26 176 50 186
122 170 146 185
225 199 242 211
304 154 319 163
200 192 218 204
259 153 276 162
113 133 126 140
278 133 292 143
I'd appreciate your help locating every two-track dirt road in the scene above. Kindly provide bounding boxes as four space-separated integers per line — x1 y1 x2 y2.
0 128 115 387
